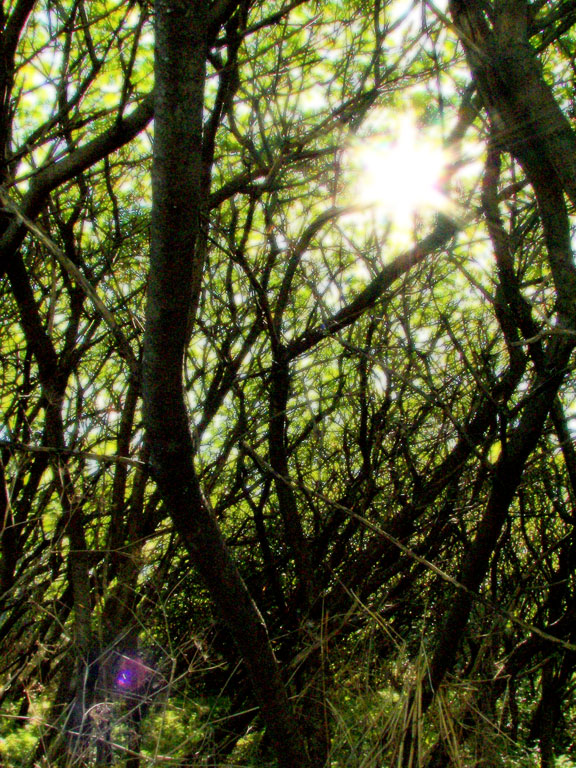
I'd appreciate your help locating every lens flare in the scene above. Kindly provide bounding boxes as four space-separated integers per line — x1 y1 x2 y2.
115 655 150 691
348 112 450 231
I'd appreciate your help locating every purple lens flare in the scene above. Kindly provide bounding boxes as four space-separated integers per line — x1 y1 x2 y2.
115 655 149 692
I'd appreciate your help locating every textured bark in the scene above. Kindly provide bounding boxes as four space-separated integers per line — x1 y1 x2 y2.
142 3 309 765
450 0 576 207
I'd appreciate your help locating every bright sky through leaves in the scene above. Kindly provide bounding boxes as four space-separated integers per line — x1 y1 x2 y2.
3 0 576 764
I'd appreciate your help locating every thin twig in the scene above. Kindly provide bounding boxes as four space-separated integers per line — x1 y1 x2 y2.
0 439 147 469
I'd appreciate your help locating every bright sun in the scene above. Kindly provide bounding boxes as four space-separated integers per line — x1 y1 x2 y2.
349 113 449 231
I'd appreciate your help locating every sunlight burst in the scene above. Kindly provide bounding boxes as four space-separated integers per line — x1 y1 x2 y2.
349 112 449 231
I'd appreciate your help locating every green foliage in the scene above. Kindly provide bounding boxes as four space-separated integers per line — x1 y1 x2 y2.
1 0 576 766
0 699 49 766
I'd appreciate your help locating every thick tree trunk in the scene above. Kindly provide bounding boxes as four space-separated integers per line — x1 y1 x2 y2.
142 3 309 766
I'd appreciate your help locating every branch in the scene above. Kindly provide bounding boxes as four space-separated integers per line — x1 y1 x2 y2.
0 189 140 378
0 439 147 469
0 93 154 277
241 440 576 652
287 213 460 359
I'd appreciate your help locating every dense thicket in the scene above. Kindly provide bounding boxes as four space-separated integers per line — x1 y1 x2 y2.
1 1 576 766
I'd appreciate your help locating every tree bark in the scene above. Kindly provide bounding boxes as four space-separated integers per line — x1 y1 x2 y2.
142 3 309 765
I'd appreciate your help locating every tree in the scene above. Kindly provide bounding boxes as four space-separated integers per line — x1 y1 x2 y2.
1 1 576 766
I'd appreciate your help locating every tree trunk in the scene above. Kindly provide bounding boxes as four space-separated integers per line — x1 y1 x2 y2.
142 3 310 766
